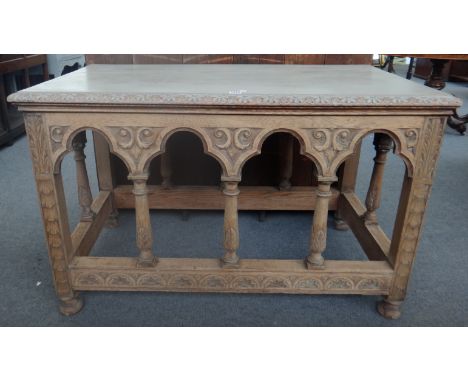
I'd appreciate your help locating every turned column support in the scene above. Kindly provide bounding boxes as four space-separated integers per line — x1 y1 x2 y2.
363 133 393 225
306 178 335 269
129 172 157 267
221 180 240 268
72 131 95 222
160 152 172 189
278 134 294 191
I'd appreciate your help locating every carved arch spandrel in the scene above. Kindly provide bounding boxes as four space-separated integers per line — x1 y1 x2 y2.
153 126 265 179
48 124 165 175
46 119 421 179
230 127 322 179
299 127 420 178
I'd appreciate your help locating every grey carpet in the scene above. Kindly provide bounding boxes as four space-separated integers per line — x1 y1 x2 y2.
0 71 467 326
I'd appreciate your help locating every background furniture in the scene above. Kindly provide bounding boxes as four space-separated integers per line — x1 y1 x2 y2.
0 54 48 147
415 57 468 84
86 54 372 65
85 54 373 202
8 64 459 319
47 54 85 79
382 54 468 134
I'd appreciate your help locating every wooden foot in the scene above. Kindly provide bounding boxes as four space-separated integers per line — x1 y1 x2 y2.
137 256 158 268
377 298 402 320
220 255 241 269
333 213 349 231
59 293 84 316
258 211 267 222
305 256 325 269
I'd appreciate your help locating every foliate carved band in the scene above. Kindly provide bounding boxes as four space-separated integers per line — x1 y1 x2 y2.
25 113 74 299
72 270 391 294
307 128 360 176
214 127 252 150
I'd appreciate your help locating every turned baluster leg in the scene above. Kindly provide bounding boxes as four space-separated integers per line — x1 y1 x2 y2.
279 134 294 191
129 173 157 267
221 181 240 268
93 132 119 227
160 152 172 189
364 133 393 225
306 179 333 269
334 140 362 230
72 131 95 222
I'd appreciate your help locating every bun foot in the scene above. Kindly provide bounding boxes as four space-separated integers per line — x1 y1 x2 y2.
333 217 349 231
377 299 402 319
59 293 84 316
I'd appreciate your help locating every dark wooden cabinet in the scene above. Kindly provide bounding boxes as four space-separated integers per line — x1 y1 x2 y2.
414 57 468 83
0 54 49 147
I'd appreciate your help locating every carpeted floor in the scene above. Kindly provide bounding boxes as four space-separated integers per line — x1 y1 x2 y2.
1 68 467 326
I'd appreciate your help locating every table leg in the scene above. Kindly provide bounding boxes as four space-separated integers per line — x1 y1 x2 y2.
364 133 393 225
221 181 240 268
278 134 294 190
306 180 333 269
129 173 157 267
334 140 362 230
378 117 445 319
93 132 119 227
24 113 83 315
72 132 95 222
160 152 172 189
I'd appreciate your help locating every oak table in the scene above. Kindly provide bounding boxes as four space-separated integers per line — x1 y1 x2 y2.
8 65 460 319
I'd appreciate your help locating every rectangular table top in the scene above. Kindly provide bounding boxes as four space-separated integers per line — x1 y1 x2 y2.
8 64 461 109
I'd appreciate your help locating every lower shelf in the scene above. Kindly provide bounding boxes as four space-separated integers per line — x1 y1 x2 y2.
114 185 339 211
70 257 392 295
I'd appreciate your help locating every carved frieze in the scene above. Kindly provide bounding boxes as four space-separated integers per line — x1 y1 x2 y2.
107 126 164 172
305 128 360 176
203 127 263 178
71 270 391 294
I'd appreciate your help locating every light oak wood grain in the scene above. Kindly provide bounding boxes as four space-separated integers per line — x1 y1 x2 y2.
11 65 456 318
